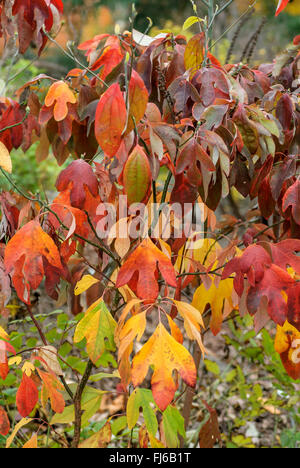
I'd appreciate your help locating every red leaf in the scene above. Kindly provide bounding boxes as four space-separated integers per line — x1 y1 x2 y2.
94 83 127 157
288 283 300 331
78 34 110 59
222 244 272 296
12 0 63 54
275 0 289 16
16 373 38 417
0 340 15 381
116 238 177 302
89 36 124 80
270 239 300 274
0 101 25 151
282 179 300 225
223 242 300 327
176 136 215 186
246 264 294 326
0 341 9 381
55 160 99 209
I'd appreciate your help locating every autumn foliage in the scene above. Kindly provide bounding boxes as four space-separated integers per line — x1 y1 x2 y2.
0 0 299 449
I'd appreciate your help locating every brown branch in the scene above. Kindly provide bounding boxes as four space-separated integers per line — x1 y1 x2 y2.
26 305 47 346
71 359 94 448
180 344 202 447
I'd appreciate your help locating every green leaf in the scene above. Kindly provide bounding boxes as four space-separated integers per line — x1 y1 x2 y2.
89 370 120 382
50 387 104 426
204 359 220 375
225 369 237 382
111 416 128 436
127 388 158 436
162 405 185 448
74 299 116 364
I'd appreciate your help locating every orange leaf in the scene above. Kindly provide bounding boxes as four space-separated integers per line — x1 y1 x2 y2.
38 370 65 414
132 322 196 410
0 406 10 436
118 311 147 360
44 81 76 121
16 373 38 417
0 340 9 380
126 70 148 135
172 300 205 354
274 321 300 380
184 33 205 78
116 238 177 302
90 36 124 80
23 433 38 448
4 220 63 304
95 83 127 157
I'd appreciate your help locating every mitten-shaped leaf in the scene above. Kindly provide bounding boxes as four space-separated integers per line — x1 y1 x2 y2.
44 81 76 121
4 220 63 304
55 159 98 209
132 323 196 411
116 238 177 302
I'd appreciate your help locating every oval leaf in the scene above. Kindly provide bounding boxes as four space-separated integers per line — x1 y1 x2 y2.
123 145 151 205
95 83 127 157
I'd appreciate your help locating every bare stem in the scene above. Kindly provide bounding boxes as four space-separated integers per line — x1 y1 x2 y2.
71 359 94 448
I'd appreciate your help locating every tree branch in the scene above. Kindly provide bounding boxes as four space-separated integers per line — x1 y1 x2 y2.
71 359 94 448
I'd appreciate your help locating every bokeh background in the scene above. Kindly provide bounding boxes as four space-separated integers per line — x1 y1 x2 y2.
46 0 300 72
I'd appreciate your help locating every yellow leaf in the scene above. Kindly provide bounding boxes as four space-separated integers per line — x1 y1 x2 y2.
149 433 165 448
192 238 221 266
74 274 99 296
8 356 22 366
0 142 12 173
6 418 33 448
182 15 204 31
114 298 143 346
21 361 35 377
79 422 112 448
192 278 235 336
118 311 147 360
172 300 205 355
132 322 196 411
0 325 9 341
184 33 205 78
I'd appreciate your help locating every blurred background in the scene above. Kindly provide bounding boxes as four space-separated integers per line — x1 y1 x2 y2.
46 0 300 71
